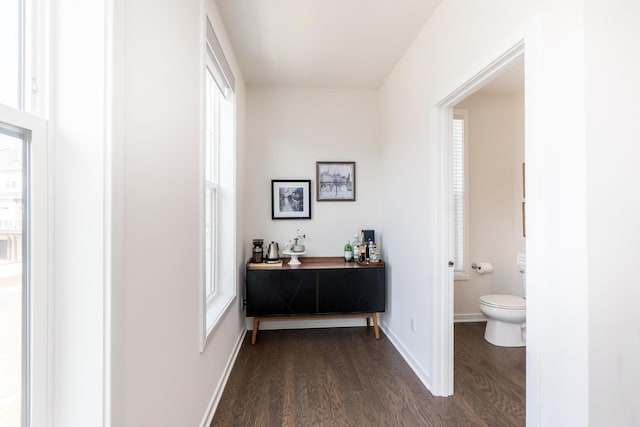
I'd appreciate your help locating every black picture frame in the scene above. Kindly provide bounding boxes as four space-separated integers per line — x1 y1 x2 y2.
316 161 356 201
271 180 312 219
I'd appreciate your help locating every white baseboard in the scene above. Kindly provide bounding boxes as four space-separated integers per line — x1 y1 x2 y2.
199 327 246 427
454 313 487 323
378 322 431 391
245 316 368 330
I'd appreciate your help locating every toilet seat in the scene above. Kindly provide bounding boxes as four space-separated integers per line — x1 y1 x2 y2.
480 294 525 309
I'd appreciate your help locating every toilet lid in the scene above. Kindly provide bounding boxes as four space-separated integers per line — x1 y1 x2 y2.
480 294 526 309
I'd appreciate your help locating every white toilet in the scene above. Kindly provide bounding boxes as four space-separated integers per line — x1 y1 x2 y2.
479 294 526 347
479 254 527 347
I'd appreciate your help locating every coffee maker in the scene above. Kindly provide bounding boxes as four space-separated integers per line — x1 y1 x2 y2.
251 239 264 263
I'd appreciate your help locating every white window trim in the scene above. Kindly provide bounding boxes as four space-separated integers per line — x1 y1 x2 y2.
453 109 469 281
199 15 237 352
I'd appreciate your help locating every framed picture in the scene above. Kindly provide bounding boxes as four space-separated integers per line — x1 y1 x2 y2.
271 180 312 219
316 161 356 201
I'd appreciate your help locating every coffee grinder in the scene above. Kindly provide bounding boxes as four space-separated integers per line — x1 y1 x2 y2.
251 239 264 263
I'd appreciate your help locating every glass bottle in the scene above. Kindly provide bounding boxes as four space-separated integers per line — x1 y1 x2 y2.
369 242 379 263
365 240 371 263
352 233 360 263
344 241 353 262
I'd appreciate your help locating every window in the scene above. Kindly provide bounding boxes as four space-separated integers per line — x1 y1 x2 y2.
201 16 236 350
0 128 25 427
452 110 469 279
204 68 220 299
0 0 49 425
0 110 48 427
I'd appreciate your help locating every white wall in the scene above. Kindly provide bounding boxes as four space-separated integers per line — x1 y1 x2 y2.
244 87 382 257
117 0 246 425
51 3 248 426
454 92 525 319
243 87 382 330
525 0 590 423
585 0 640 425
380 0 605 423
378 0 528 393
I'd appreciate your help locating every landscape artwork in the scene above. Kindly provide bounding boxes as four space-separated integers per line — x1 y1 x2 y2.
316 162 356 201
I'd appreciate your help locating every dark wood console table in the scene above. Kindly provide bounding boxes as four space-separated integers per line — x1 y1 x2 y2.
246 257 386 344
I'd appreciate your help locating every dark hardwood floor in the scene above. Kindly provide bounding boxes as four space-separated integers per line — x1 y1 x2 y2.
211 322 525 426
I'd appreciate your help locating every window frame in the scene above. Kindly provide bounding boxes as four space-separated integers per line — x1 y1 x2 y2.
200 15 237 351
0 0 50 422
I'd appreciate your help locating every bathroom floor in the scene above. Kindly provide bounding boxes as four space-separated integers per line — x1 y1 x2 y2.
211 322 525 426
454 321 526 425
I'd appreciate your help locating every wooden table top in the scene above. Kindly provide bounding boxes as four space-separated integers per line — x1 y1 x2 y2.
247 256 384 270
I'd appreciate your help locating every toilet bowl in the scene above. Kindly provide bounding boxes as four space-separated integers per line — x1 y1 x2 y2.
479 294 526 347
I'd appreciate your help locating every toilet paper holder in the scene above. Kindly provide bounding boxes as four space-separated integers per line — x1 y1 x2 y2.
471 262 493 274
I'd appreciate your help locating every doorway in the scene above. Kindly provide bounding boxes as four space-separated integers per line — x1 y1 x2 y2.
452 59 525 324
431 41 525 396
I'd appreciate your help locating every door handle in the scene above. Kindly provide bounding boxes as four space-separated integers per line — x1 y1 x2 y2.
448 261 454 267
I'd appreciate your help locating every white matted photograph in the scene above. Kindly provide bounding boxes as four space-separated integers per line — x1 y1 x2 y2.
271 180 312 219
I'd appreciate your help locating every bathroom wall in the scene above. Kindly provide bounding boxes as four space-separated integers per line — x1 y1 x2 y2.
453 90 525 320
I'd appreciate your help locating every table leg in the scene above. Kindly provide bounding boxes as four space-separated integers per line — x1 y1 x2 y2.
252 318 260 345
366 317 370 328
372 314 380 340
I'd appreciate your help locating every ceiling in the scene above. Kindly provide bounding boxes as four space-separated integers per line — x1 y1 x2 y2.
215 0 443 89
